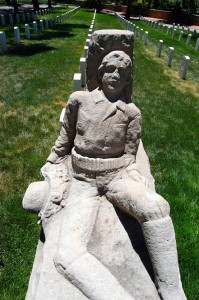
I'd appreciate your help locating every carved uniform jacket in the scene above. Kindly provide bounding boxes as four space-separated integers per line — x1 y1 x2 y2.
47 88 141 164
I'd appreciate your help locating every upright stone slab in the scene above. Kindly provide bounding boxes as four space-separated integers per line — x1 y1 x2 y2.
156 40 163 57
166 47 174 67
144 31 148 45
80 57 86 86
196 38 199 51
40 20 44 31
84 45 88 58
178 31 183 42
9 14 13 25
14 26 20 44
73 73 82 91
33 21 38 34
16 14 20 24
1 14 5 26
172 29 176 39
0 31 7 52
45 19 49 29
180 55 190 79
186 34 192 46
25 24 30 39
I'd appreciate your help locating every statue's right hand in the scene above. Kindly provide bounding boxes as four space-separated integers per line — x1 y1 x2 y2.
40 162 52 177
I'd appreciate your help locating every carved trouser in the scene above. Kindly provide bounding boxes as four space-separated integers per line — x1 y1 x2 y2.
52 151 170 300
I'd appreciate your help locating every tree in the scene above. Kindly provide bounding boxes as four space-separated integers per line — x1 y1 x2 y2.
32 0 40 12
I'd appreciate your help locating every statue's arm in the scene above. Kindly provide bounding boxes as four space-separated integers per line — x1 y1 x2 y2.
124 104 142 164
47 94 79 164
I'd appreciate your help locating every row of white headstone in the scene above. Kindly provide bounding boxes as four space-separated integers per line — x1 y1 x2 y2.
0 7 80 53
115 13 194 80
140 17 199 50
73 10 96 93
156 40 190 79
115 13 149 45
0 8 55 26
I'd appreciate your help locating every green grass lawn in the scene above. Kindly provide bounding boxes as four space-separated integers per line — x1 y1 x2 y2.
0 9 198 300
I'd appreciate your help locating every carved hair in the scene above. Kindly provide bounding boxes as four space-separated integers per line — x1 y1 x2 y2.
98 51 133 103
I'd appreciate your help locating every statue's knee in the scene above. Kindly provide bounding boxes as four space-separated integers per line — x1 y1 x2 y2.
141 192 170 223
53 253 69 276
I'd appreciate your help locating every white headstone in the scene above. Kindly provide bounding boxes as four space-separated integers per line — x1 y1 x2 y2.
140 28 143 40
49 18 53 27
186 34 192 46
22 13 25 23
9 14 13 25
45 19 49 29
156 40 163 57
33 21 38 34
1 14 5 26
73 73 82 91
25 24 30 39
195 38 199 51
84 46 88 58
14 26 20 44
0 31 7 52
86 39 90 47
31 12 34 21
166 27 171 35
178 31 183 42
172 29 176 40
136 26 139 37
180 55 190 79
166 47 174 67
16 14 20 24
27 13 30 21
40 20 44 31
80 57 86 86
144 31 148 45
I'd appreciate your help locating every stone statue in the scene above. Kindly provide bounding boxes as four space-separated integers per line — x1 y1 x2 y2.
23 30 186 300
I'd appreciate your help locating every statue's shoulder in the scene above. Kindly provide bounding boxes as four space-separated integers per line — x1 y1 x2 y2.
67 91 91 106
126 102 141 119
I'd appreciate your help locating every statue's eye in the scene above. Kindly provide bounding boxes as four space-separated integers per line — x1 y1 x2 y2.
106 65 115 73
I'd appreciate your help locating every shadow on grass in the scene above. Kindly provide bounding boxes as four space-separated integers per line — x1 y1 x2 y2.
7 43 57 56
31 30 75 41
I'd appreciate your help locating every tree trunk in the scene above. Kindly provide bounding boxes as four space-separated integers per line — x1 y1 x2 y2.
12 0 18 13
48 0 52 9
32 0 40 12
125 0 131 20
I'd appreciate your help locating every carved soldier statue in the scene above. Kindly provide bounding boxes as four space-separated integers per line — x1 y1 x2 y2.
23 30 186 300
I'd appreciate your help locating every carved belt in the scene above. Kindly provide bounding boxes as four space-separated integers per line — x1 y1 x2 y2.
71 148 125 174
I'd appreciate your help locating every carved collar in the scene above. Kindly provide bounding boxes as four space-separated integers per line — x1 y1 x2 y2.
91 87 126 112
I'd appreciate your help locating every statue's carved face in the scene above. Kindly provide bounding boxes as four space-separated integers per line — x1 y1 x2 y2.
98 51 132 97
101 58 130 95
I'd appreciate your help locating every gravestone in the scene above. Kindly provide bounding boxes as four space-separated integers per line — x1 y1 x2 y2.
25 24 30 39
23 30 186 300
0 31 7 52
14 26 20 44
166 47 174 67
33 21 38 35
186 34 192 46
180 55 190 79
156 40 163 57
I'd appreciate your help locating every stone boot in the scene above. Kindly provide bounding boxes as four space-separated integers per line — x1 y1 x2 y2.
142 216 187 300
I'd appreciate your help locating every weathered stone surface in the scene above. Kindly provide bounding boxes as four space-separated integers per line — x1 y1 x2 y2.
23 30 186 300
